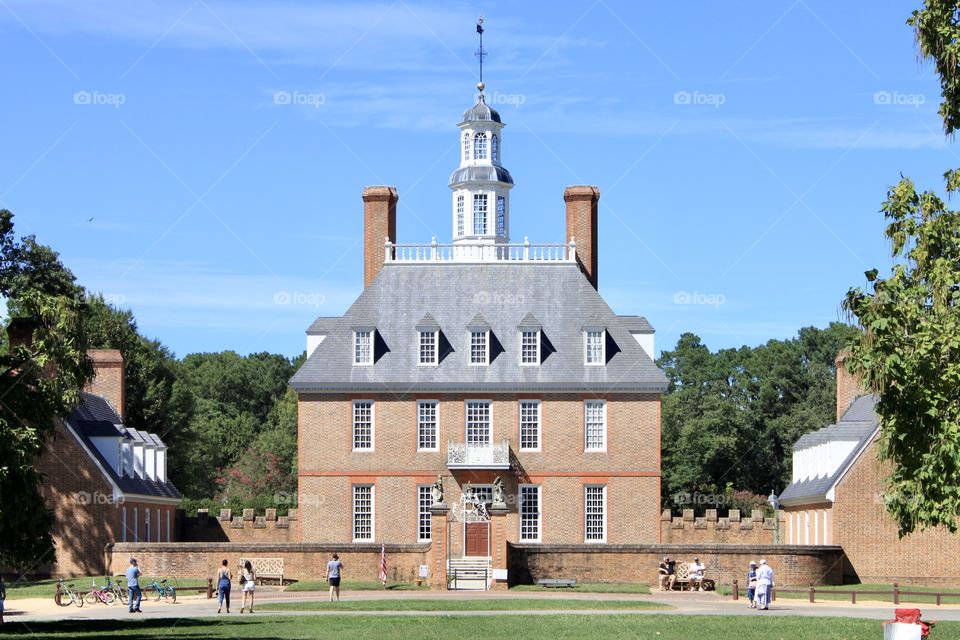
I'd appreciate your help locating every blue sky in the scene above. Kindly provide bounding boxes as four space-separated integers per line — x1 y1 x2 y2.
0 0 951 359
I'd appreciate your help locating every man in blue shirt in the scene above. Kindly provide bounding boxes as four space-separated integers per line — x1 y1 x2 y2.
126 558 142 613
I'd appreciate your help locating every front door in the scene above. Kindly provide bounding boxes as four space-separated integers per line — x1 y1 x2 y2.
464 522 489 556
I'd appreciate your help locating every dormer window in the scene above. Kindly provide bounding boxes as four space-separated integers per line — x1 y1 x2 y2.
419 330 438 366
470 330 489 365
473 132 488 160
456 194 465 237
354 329 373 366
463 132 471 161
585 329 605 365
492 134 499 162
473 194 488 235
520 329 540 366
496 196 506 236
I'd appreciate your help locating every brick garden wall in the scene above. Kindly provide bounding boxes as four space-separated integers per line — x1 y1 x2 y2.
180 509 297 543
660 509 780 545
509 543 845 588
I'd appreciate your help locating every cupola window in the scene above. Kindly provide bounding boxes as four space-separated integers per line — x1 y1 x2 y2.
496 196 506 236
473 194 488 235
473 132 488 160
463 132 471 161
491 134 499 162
456 194 465 237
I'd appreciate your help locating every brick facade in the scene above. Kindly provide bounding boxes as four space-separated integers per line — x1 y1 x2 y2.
362 186 397 287
85 349 125 419
180 509 298 543
564 186 600 290
660 509 781 545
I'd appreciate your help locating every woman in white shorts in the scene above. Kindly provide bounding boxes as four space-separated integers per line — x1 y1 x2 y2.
240 561 256 613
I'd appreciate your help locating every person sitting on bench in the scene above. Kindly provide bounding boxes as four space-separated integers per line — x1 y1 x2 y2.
657 556 676 591
688 557 706 592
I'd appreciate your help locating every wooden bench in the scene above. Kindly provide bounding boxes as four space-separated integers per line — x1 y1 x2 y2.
239 557 285 585
669 562 715 591
536 578 577 588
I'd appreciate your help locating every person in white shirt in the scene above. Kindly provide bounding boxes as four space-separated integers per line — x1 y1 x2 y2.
754 559 775 610
688 556 706 591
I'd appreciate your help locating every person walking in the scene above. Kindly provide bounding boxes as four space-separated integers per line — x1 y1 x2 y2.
754 559 774 610
746 561 758 608
125 558 142 613
216 559 232 613
0 573 6 624
240 560 256 613
326 553 344 602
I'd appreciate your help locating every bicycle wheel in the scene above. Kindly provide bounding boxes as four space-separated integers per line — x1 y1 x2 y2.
84 591 98 605
71 591 84 608
116 587 128 604
54 591 69 607
154 587 163 602
165 587 177 604
103 591 117 605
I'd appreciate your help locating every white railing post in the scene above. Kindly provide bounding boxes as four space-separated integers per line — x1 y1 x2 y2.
568 236 577 262
384 237 392 262
430 236 438 261
523 236 530 261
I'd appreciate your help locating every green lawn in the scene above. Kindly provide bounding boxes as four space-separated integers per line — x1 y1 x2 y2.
2 576 209 600
284 580 429 592
261 598 669 612
4 615 959 639
716 583 960 605
511 582 651 594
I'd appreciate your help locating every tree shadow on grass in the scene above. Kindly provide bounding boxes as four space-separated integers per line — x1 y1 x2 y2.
0 617 296 639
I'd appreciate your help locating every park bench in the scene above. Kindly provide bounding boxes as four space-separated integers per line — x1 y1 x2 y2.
536 578 577 588
670 562 715 591
239 557 285 585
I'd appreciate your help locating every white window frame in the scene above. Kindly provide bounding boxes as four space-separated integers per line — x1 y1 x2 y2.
417 484 433 542
456 194 465 237
473 194 488 235
145 507 151 542
166 510 171 542
122 507 128 543
465 400 492 445
156 508 160 542
520 329 540 366
519 400 541 451
519 484 542 543
134 507 139 542
352 400 375 451
470 330 489 366
352 484 375 542
584 328 605 366
419 330 438 366
496 195 506 236
491 133 499 162
584 400 607 452
584 484 607 543
417 400 439 451
463 132 471 161
354 329 374 366
473 131 488 160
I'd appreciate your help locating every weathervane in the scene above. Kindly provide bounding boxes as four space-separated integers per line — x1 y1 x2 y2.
475 16 487 94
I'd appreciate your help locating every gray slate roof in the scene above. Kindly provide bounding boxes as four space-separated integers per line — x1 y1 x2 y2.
778 395 878 505
461 98 502 124
449 165 514 186
290 263 668 393
67 392 182 500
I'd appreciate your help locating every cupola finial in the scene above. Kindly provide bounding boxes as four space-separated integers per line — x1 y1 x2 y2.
475 16 486 97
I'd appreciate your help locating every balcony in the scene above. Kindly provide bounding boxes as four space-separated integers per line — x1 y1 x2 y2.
385 238 576 264
447 440 511 470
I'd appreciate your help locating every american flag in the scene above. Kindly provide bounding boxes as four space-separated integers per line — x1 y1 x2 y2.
379 543 387 587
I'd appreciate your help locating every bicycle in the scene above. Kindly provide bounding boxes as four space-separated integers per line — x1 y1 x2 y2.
108 576 128 605
85 579 117 605
144 578 177 604
54 578 84 608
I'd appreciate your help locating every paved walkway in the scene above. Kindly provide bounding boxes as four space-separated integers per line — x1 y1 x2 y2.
7 587 959 625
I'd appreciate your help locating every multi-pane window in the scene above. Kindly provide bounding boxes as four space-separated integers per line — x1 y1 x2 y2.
419 330 437 365
519 400 540 450
520 330 540 365
584 400 606 451
473 194 488 235
353 485 374 541
145 508 151 542
492 134 499 162
417 400 438 451
463 132 470 161
520 485 541 542
473 132 488 159
353 401 374 450
354 330 373 365
470 330 489 365
585 329 605 365
417 485 432 541
465 401 491 445
585 485 606 542
456 194 464 237
466 484 493 505
496 196 506 236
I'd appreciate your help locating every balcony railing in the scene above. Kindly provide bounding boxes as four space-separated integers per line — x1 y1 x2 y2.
447 440 511 469
385 237 577 264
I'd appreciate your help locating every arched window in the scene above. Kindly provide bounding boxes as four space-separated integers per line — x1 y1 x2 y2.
491 134 499 162
473 132 488 160
456 194 464 237
473 194 488 234
496 196 506 236
463 133 471 161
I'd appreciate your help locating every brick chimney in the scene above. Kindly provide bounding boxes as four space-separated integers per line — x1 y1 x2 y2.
362 186 398 287
85 349 125 421
564 185 600 290
835 349 862 422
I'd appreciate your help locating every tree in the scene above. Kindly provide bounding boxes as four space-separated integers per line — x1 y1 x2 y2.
0 210 91 568
841 0 960 535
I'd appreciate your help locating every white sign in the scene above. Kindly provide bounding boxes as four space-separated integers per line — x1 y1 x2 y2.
419 565 429 578
492 568 508 581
